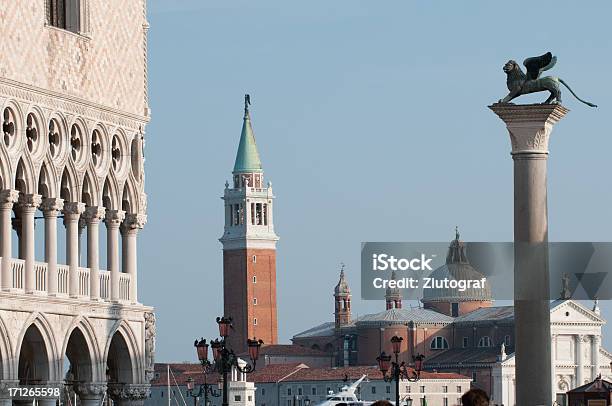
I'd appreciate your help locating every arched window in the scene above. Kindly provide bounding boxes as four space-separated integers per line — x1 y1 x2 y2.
430 336 449 350
478 336 492 348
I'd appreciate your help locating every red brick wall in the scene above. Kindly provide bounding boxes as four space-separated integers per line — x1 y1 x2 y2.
223 248 278 353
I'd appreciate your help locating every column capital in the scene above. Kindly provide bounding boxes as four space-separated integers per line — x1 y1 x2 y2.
40 197 64 215
121 213 147 233
82 206 106 224
74 382 107 399
0 189 19 208
105 209 126 227
16 193 42 211
63 202 86 216
489 103 569 155
107 383 151 402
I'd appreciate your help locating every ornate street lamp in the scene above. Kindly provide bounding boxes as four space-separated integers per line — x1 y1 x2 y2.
185 376 219 406
195 316 264 406
376 336 425 406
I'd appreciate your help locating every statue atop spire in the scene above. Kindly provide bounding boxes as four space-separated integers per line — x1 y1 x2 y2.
244 94 251 115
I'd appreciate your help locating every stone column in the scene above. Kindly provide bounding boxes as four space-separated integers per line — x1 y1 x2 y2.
11 215 23 259
40 198 64 295
0 190 19 290
576 334 584 386
105 210 125 301
63 202 85 297
78 217 86 265
17 194 42 293
75 382 107 406
108 383 151 406
82 207 105 300
490 103 568 406
592 335 600 380
121 213 146 304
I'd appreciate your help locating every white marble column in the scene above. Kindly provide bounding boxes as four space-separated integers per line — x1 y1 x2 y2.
17 194 42 293
0 190 19 290
82 206 105 300
490 104 568 406
576 334 584 386
40 198 64 295
63 202 85 297
592 335 600 380
121 213 146 304
105 210 125 302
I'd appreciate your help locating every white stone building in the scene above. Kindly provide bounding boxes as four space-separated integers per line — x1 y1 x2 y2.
148 362 255 406
249 364 471 406
491 300 611 406
0 1 154 405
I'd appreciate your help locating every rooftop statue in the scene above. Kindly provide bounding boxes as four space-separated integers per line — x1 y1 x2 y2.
498 52 597 107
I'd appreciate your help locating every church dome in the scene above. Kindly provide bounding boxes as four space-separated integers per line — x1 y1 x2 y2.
422 230 492 303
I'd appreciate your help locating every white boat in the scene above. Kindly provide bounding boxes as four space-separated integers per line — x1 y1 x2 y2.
315 375 385 406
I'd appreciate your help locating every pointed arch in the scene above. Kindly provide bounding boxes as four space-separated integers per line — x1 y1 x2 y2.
0 313 15 380
104 320 142 384
82 170 100 207
121 177 139 214
60 163 79 202
102 174 119 211
0 145 11 189
15 312 61 382
38 161 58 198
15 156 36 194
61 316 104 382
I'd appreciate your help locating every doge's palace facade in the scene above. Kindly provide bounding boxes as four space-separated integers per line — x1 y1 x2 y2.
0 1 154 406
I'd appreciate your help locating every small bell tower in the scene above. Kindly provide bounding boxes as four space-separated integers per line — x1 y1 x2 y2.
334 264 351 329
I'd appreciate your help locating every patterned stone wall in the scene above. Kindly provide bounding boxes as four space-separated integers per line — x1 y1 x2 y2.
0 0 149 118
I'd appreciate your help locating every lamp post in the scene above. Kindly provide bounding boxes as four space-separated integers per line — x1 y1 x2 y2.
194 316 263 406
186 375 220 406
376 336 424 406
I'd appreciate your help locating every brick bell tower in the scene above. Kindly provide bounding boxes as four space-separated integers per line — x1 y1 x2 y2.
220 95 279 353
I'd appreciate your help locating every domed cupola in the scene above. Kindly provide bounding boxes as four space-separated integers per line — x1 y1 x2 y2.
422 228 492 317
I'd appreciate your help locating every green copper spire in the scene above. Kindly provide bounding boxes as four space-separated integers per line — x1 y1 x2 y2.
233 94 263 174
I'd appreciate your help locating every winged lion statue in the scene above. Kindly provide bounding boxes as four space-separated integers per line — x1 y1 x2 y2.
498 52 597 107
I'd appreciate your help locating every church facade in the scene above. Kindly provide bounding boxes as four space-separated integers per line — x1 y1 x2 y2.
0 1 154 405
292 233 611 406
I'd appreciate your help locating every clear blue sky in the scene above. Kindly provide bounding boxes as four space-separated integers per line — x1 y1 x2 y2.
140 0 612 362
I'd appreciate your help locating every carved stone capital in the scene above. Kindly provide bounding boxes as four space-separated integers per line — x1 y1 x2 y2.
63 202 86 217
105 209 126 227
82 206 106 224
40 197 64 215
489 103 569 155
0 380 19 399
0 189 19 209
16 193 42 212
121 213 147 233
107 383 151 402
74 382 107 400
